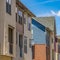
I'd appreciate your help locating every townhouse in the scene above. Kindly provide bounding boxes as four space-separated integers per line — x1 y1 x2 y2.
0 0 35 60
0 0 16 60
15 0 35 60
55 36 60 60
32 17 56 60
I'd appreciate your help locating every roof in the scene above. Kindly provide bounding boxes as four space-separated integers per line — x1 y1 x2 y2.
16 0 36 17
32 16 56 31
32 18 45 32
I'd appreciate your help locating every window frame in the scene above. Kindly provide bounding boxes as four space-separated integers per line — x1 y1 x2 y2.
28 23 31 31
19 34 23 48
29 39 32 48
19 34 23 57
24 36 27 53
32 46 35 59
28 17 31 31
6 0 11 15
17 10 23 24
6 0 11 5
18 15 22 24
8 26 14 54
46 30 50 47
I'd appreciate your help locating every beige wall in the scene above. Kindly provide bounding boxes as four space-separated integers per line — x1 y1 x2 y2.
0 0 16 57
23 12 32 60
49 32 55 60
0 0 5 55
13 7 24 60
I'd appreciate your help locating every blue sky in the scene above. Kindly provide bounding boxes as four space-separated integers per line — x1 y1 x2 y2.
20 0 60 35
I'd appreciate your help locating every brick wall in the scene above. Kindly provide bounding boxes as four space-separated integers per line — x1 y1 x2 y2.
33 44 46 60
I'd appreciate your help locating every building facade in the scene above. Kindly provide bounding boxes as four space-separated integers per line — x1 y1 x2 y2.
13 0 35 60
32 17 56 60
0 0 57 60
0 0 16 60
55 36 60 60
0 0 35 60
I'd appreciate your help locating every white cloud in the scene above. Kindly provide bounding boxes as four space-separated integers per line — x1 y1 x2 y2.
51 10 60 16
51 10 56 15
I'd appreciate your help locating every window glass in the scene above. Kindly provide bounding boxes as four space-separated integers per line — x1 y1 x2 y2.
18 11 22 17
24 36 27 53
29 39 32 48
28 23 31 31
18 10 23 24
6 0 9 3
8 26 13 54
19 34 23 48
28 17 31 31
20 47 22 57
16 13 17 22
6 0 11 14
9 0 11 5
18 15 22 24
46 31 50 46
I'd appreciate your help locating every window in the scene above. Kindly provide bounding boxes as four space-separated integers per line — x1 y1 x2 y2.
20 47 22 57
8 26 13 54
19 34 23 57
16 32 18 44
16 13 17 22
29 39 31 48
18 15 22 24
6 0 11 14
18 11 23 24
46 31 50 47
19 35 23 48
28 17 31 31
28 23 31 31
24 36 27 53
32 46 35 59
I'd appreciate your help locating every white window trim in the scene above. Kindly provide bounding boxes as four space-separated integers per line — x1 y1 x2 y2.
6 0 11 5
9 0 11 5
6 0 9 3
18 10 22 17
